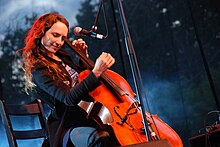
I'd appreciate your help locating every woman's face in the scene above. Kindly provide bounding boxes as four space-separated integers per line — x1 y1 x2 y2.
41 21 68 54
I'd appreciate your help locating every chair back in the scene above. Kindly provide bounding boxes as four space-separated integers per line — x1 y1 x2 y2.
0 99 49 147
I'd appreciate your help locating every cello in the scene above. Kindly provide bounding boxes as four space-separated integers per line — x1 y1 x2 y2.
64 38 183 147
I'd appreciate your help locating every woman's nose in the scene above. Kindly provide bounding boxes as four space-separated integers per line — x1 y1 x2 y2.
55 37 64 47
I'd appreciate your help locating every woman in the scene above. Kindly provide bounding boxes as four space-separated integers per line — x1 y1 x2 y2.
21 12 116 147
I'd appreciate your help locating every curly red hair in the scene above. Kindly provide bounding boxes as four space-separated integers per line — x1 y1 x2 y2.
21 13 69 92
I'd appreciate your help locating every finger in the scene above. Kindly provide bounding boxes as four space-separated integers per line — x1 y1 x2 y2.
72 40 77 46
79 42 86 47
78 40 85 44
73 39 85 44
77 38 83 41
101 52 107 56
106 57 115 67
105 53 113 61
83 45 88 50
101 52 111 59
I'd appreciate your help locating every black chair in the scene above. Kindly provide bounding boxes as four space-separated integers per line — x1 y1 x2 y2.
0 99 49 147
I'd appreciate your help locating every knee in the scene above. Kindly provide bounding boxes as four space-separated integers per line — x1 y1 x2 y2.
97 130 110 139
69 127 111 147
94 130 110 147
96 130 110 142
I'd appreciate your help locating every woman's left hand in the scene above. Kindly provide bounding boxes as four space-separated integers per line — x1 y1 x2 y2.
72 38 89 57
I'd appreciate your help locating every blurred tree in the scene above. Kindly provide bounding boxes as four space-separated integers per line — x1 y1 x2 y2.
0 13 38 104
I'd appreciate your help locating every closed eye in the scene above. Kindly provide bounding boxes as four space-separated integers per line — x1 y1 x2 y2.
52 32 60 38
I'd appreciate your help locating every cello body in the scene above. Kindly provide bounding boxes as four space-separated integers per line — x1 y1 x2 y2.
78 69 183 147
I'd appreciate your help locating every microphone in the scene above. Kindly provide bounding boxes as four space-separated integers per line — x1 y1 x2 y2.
73 27 105 39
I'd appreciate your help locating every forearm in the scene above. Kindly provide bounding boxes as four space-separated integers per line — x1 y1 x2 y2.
32 67 100 106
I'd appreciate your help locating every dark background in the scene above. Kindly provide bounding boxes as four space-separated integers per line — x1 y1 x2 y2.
0 0 220 146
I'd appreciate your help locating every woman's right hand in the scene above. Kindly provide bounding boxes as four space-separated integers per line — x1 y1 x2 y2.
92 52 115 78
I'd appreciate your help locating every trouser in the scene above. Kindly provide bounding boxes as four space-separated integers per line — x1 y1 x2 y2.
62 127 110 147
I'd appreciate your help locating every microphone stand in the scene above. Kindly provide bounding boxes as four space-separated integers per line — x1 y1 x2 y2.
91 0 108 38
116 0 152 141
91 0 103 32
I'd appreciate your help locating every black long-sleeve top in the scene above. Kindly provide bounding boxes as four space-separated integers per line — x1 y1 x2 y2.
31 49 101 145
32 61 99 106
